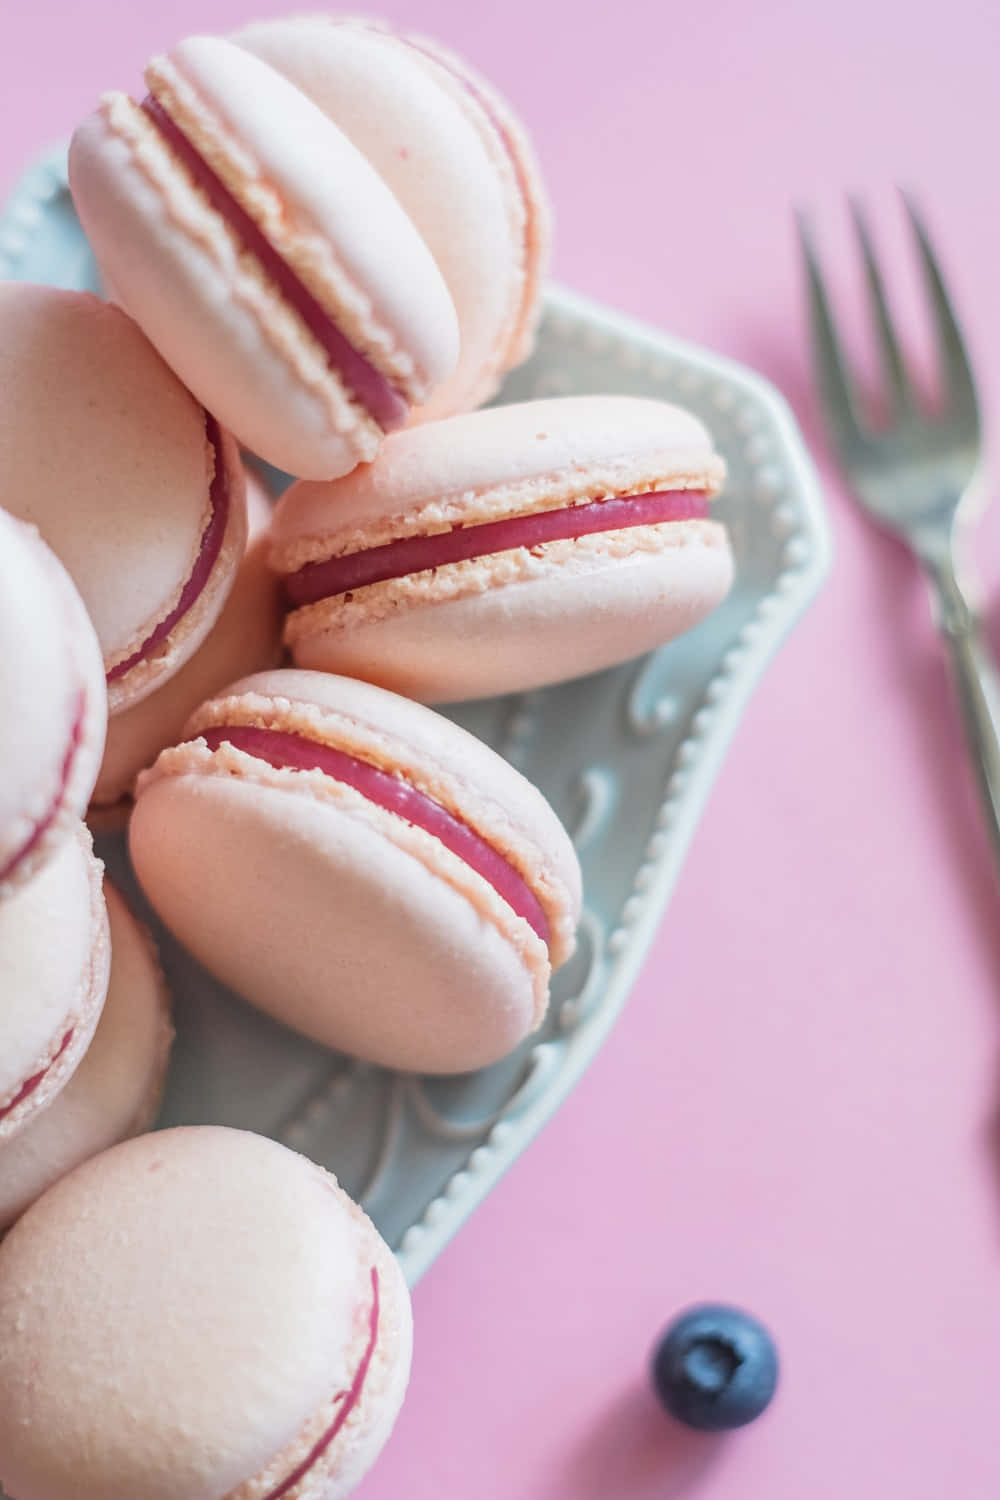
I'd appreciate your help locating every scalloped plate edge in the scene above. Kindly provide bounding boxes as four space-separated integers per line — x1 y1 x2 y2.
397 290 831 1281
0 147 832 1285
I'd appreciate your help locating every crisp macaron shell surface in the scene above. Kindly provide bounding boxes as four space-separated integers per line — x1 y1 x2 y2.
0 823 110 1143
0 881 173 1233
0 509 107 894
91 473 282 816
0 1126 411 1500
69 35 460 480
233 14 550 419
271 395 733 702
129 669 582 1072
0 285 247 713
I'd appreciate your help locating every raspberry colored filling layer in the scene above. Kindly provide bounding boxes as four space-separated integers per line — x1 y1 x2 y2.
286 489 709 607
198 724 551 946
106 415 231 685
141 95 409 433
261 1266 380 1500
0 1028 74 1124
0 691 85 885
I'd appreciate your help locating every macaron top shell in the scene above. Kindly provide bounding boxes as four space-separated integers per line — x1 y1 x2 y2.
0 824 110 1141
0 509 106 893
0 285 248 711
0 1127 412 1500
233 14 549 418
69 37 459 479
0 881 173 1233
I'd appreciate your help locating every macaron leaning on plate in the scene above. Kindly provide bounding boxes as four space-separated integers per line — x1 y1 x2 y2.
68 35 460 479
0 881 173 1234
129 669 582 1073
0 824 110 1143
0 508 106 895
271 394 734 702
0 1126 412 1500
0 285 248 714
90 472 282 817
233 13 550 419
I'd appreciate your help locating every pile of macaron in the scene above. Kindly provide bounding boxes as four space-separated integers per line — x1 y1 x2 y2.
0 16 734 1500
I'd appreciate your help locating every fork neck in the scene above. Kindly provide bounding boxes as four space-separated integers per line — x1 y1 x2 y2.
923 552 977 639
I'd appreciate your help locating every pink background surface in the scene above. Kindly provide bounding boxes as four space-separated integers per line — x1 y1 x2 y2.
5 2 1000 1495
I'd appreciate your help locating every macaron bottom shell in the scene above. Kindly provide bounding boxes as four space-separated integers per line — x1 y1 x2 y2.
286 518 734 703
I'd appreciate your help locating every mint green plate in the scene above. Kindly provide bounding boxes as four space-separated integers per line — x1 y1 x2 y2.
1 148 830 1286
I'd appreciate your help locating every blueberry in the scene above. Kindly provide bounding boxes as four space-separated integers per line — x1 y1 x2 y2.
651 1304 779 1431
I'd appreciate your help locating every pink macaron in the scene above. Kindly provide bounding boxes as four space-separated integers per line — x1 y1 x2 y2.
0 881 173 1234
0 508 107 895
270 395 734 702
233 14 550 420
0 1126 411 1500
69 35 460 480
90 472 282 817
0 284 248 714
0 823 110 1143
129 669 582 1073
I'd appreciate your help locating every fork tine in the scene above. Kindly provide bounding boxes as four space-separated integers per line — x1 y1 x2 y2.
850 197 913 415
901 190 979 423
796 208 867 451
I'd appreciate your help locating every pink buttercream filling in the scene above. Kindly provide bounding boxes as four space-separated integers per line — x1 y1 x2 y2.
106 414 231 685
197 724 551 947
0 689 85 885
286 488 709 607
141 95 410 433
0 1028 75 1124
260 1266 380 1500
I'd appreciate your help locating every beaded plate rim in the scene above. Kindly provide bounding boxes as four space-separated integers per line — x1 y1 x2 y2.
0 146 831 1285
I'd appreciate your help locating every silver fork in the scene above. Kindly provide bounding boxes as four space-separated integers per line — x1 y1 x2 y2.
799 196 1000 871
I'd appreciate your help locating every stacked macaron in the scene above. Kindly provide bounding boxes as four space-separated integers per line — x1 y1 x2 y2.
0 507 172 1190
0 15 735 1500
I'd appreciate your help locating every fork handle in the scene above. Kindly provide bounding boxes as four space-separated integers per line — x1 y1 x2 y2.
927 559 1000 872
